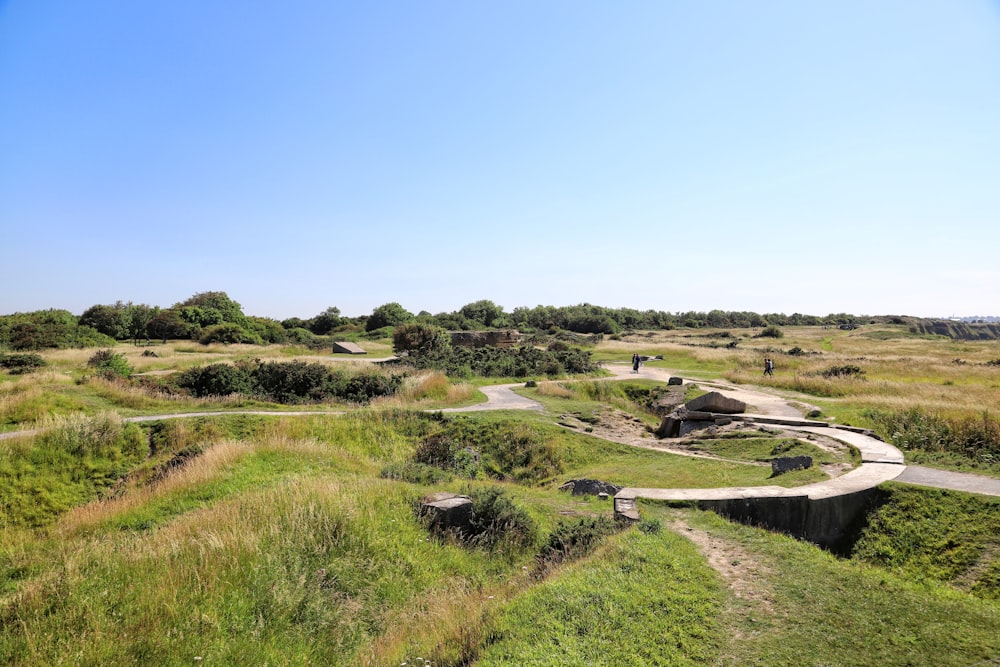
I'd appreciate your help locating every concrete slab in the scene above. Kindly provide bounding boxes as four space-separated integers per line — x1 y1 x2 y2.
332 341 367 354
896 466 1000 497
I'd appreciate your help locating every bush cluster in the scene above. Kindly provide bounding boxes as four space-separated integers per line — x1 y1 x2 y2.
174 360 402 405
0 353 46 374
440 486 537 551
537 516 621 566
413 417 562 484
408 344 597 378
757 325 784 339
821 364 865 378
87 349 134 379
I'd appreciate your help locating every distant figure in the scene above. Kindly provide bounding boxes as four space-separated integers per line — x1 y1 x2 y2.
632 353 640 374
763 357 774 377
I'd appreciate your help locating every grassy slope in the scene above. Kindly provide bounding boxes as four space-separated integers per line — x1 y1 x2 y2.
2 412 999 665
3 334 1000 664
679 506 1000 667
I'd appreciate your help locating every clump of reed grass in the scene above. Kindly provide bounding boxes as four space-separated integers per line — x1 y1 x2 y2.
537 382 574 398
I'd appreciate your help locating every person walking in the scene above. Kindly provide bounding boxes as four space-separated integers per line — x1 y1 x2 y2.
763 357 774 377
632 353 641 374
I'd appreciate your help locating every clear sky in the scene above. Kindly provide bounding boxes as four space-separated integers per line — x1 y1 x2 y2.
2 1 998 320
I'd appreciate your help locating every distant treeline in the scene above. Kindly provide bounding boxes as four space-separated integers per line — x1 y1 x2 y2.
1 292 996 351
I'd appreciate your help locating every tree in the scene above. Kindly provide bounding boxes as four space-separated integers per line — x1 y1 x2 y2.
247 316 288 344
366 302 414 332
122 303 158 344
177 305 224 329
309 307 342 335
79 303 129 339
175 292 247 326
146 310 196 343
459 300 505 328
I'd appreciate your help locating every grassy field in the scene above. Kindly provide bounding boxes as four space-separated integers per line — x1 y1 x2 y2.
1 329 999 664
598 324 1000 474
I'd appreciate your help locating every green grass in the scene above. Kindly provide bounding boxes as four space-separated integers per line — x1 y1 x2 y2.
557 435 828 489
850 483 1000 600
2 408 998 666
4 334 1000 664
678 506 1000 666
686 433 848 466
474 526 723 665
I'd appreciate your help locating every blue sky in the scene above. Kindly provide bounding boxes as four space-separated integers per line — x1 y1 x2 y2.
2 1 998 320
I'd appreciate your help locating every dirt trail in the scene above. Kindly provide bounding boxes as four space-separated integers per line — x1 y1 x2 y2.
604 363 813 419
670 515 776 629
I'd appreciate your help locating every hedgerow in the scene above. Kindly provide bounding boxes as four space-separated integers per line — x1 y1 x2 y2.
174 360 402 405
407 344 597 378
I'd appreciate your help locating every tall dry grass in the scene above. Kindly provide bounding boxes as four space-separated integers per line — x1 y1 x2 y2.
386 370 475 406
536 382 574 399
0 371 75 425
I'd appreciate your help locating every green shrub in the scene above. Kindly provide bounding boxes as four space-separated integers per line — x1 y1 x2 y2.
340 373 403 404
198 323 263 345
758 325 784 338
174 360 402 405
464 486 537 550
392 323 450 354
538 516 621 566
176 363 253 397
251 360 337 403
366 302 414 332
407 344 598 378
86 349 133 379
821 364 865 378
413 434 481 478
638 518 662 534
0 353 46 374
285 327 318 345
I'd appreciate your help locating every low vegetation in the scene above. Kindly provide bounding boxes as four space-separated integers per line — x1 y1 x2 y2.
2 309 999 664
864 407 1000 470
850 484 1000 600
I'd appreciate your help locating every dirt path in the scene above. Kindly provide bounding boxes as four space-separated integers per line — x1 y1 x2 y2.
670 515 776 633
604 362 813 419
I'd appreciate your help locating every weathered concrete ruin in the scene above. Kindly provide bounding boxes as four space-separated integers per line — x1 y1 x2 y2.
449 330 522 348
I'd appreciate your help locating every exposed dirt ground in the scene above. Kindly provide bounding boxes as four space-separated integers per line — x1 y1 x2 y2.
556 407 854 477
669 513 778 639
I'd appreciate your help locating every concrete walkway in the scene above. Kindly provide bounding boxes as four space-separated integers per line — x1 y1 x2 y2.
604 361 999 547
896 465 1000 497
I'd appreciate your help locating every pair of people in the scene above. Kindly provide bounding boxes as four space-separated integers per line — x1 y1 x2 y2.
763 357 774 376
